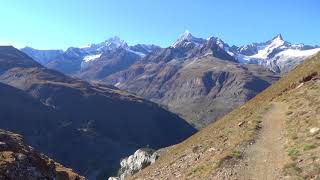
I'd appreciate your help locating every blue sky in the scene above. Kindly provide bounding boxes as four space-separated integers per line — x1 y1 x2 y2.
0 0 319 49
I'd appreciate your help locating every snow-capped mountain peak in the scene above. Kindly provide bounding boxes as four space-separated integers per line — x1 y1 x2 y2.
268 34 286 49
235 34 320 73
103 36 128 49
251 35 286 59
271 34 284 41
172 30 206 48
79 36 128 53
179 30 193 41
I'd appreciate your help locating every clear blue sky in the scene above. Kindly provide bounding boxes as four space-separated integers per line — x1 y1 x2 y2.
0 0 319 49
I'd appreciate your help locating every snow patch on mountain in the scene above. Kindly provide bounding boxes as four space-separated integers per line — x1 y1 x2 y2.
83 53 102 62
277 48 320 58
127 49 146 57
251 35 285 59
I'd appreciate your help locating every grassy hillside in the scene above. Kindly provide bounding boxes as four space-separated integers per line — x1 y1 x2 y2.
132 53 320 179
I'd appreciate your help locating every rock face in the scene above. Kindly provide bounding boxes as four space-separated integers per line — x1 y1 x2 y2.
0 46 196 178
104 33 279 128
108 148 158 180
0 129 84 180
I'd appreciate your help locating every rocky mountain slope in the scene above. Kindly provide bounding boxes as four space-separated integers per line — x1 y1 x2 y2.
0 46 196 179
0 129 84 180
104 32 279 128
131 52 320 179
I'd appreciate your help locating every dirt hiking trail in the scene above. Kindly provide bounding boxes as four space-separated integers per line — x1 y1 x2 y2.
237 102 288 180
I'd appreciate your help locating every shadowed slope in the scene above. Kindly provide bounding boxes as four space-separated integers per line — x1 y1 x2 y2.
0 46 196 178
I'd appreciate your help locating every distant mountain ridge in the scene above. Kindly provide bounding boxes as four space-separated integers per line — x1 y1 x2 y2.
104 32 279 128
20 33 320 128
0 45 196 178
21 37 160 77
21 32 320 75
20 46 64 65
230 34 320 73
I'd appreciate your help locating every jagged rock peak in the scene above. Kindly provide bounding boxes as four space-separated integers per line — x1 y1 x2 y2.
271 33 284 41
104 36 128 48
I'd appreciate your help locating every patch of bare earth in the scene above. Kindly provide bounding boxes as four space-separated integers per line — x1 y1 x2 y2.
213 103 289 180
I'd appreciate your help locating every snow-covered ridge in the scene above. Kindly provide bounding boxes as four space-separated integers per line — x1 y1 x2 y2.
21 33 320 74
168 32 320 73
230 34 320 73
251 35 285 59
277 48 320 58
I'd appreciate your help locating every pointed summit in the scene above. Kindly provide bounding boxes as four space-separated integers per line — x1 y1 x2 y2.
172 30 205 48
264 33 285 49
272 34 284 41
179 30 193 40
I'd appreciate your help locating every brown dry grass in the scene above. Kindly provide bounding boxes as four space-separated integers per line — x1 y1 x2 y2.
131 52 320 179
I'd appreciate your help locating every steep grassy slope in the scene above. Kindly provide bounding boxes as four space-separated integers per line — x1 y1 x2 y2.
132 53 320 179
0 46 196 179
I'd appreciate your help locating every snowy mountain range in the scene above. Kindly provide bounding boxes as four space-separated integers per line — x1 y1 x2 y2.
169 31 320 74
21 32 320 75
230 34 320 73
21 37 160 77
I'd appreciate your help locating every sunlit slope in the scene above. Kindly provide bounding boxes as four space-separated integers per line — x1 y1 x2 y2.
132 53 320 179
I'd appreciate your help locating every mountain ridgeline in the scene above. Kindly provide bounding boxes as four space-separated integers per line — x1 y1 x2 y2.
21 32 320 128
0 46 196 179
104 33 280 128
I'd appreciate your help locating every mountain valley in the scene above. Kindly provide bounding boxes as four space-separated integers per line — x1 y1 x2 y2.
1 31 319 180
0 46 196 179
22 32 320 128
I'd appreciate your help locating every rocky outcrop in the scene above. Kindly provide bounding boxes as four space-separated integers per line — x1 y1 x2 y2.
0 129 84 180
108 148 159 180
